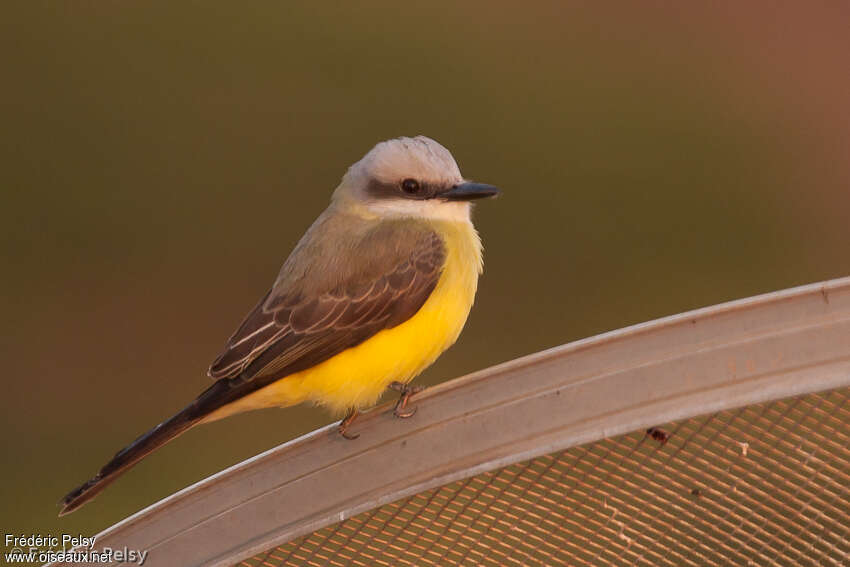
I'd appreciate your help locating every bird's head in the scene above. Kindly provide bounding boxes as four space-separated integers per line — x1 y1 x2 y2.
334 136 499 221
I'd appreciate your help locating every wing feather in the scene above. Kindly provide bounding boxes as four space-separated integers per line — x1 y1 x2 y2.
207 219 445 397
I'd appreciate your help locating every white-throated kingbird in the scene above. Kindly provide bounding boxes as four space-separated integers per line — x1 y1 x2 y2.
60 136 498 515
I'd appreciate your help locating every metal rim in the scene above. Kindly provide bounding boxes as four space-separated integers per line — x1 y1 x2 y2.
50 276 850 567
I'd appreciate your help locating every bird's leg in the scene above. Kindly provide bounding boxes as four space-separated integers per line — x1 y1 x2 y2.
338 408 360 440
388 381 426 418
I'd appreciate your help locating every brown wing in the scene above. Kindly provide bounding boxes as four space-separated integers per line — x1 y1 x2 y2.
208 219 445 390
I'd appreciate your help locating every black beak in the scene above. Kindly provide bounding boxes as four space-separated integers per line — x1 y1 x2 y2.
441 182 500 201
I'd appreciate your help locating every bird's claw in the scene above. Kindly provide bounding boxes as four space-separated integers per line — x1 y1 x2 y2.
338 427 360 440
338 408 359 440
394 404 417 419
389 382 425 419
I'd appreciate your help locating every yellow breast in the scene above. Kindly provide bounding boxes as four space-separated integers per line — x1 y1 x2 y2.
207 219 483 419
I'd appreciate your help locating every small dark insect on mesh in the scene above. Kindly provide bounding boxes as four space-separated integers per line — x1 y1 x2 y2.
238 387 850 566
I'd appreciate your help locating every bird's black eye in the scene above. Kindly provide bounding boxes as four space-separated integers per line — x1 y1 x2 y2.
401 178 421 194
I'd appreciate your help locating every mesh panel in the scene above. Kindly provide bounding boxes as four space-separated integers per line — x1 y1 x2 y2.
238 387 850 566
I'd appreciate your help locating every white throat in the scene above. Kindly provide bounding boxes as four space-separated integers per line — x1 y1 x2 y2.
364 198 472 223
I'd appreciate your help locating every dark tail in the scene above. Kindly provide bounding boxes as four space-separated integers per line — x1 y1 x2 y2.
59 379 238 516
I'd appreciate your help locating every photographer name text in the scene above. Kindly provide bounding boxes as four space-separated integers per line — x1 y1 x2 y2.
4 533 148 565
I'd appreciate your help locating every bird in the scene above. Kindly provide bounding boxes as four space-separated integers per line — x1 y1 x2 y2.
59 135 499 516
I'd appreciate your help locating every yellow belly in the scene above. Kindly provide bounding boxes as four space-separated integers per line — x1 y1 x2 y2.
205 219 483 419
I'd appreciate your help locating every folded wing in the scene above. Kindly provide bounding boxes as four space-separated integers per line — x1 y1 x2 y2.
208 220 446 395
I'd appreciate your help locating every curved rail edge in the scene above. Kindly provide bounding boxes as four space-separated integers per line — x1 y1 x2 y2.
50 276 850 566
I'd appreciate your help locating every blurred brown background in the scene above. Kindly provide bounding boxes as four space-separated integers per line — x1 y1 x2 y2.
2 1 849 545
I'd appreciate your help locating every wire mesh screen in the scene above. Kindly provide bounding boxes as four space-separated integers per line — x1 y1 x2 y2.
238 386 850 566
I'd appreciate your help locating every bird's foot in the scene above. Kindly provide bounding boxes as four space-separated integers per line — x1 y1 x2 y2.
388 381 426 418
338 408 360 440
